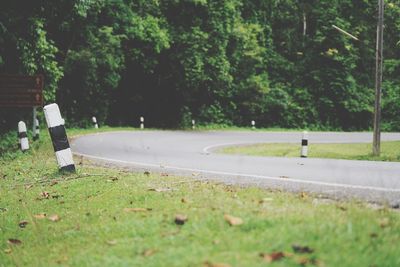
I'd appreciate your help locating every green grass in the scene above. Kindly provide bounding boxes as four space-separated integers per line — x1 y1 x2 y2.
1 128 400 266
220 141 400 162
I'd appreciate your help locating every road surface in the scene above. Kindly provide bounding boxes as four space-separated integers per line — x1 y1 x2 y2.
71 131 400 205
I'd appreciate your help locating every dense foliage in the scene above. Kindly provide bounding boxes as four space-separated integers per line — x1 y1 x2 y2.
1 0 399 131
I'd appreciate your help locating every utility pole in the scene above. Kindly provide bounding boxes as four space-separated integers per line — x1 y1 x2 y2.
373 0 384 156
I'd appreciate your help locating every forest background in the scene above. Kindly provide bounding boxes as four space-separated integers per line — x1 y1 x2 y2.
0 0 399 132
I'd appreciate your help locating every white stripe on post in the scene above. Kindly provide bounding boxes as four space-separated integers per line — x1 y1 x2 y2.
18 121 29 152
192 120 195 130
140 116 144 129
301 131 308 158
43 103 75 172
92 116 98 129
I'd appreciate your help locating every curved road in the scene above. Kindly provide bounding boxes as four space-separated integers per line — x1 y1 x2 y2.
72 131 400 205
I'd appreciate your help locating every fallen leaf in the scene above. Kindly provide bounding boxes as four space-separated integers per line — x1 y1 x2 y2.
4 248 12 254
175 214 188 225
50 180 58 186
142 249 157 257
123 208 150 212
106 240 117 246
259 197 273 204
34 213 47 219
48 214 60 222
25 184 33 190
379 218 390 228
292 244 314 254
300 192 308 199
260 252 285 263
18 220 28 228
7 239 22 245
161 173 169 177
224 214 243 226
148 188 172 192
40 191 50 199
192 172 200 176
203 261 231 267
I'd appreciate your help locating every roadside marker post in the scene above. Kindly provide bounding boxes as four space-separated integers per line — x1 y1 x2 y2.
33 118 40 140
92 116 98 129
18 121 29 152
32 107 40 140
301 131 308 158
251 120 256 130
140 116 144 129
43 103 75 173
192 120 196 130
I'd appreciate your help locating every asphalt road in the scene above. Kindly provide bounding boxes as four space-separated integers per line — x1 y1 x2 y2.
71 131 400 205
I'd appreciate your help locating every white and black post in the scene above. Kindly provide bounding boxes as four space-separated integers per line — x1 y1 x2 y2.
18 121 29 152
92 116 98 129
251 120 256 130
192 119 196 130
43 103 75 172
140 116 144 129
301 131 308 158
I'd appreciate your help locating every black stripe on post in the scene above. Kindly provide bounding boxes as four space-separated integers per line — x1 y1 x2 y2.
302 139 308 146
48 125 70 152
18 132 28 138
60 164 76 172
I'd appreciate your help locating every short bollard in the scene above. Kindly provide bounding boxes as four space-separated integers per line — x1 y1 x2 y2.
301 131 308 158
192 120 196 130
43 103 75 172
140 116 144 129
251 120 256 130
18 121 29 152
92 116 98 129
33 118 40 140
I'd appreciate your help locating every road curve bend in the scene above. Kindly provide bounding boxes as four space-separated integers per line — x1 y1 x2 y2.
71 131 400 205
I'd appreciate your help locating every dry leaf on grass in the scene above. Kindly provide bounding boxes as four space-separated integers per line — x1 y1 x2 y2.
34 213 47 219
175 214 188 225
40 191 50 199
224 214 243 226
7 239 22 245
148 188 172 192
203 261 231 267
379 218 390 228
123 208 150 212
4 248 12 254
259 252 286 263
292 244 314 254
142 249 157 257
18 220 28 228
48 214 61 222
106 240 117 246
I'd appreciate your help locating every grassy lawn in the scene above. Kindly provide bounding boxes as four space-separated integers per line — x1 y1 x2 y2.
1 128 400 266
220 142 400 162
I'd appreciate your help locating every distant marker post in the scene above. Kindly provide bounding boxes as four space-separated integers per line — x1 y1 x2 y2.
140 116 144 129
251 120 256 130
192 120 195 130
301 131 308 158
92 116 98 129
18 121 29 152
